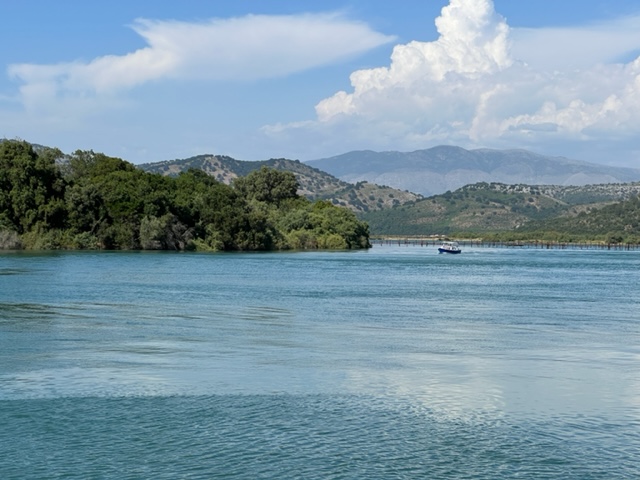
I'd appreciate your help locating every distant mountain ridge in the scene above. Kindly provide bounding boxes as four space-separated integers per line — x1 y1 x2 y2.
306 146 640 197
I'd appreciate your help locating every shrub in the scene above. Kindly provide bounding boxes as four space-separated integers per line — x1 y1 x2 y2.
0 230 22 250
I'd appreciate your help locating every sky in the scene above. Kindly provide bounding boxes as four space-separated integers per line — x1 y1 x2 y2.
3 0 640 168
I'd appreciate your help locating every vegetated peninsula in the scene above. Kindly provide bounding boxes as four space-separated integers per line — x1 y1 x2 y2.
0 140 370 251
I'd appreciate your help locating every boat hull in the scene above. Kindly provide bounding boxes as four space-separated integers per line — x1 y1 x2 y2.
438 248 461 254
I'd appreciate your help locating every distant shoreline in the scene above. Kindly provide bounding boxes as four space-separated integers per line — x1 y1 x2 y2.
371 237 640 250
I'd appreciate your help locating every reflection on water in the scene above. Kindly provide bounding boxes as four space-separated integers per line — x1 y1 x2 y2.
0 248 639 411
1 247 639 478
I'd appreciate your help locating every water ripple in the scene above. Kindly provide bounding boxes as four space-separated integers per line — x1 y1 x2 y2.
2 248 640 478
1 394 638 479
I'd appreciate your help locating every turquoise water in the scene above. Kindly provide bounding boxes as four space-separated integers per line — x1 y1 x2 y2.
1 247 639 478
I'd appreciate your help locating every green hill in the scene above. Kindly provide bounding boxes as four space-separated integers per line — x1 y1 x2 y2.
139 155 422 214
361 181 640 242
520 196 640 243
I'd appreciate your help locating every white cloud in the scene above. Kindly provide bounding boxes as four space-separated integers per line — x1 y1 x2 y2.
267 0 640 165
7 13 394 112
315 0 511 121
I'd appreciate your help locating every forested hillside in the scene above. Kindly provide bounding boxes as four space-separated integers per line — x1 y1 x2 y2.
518 196 640 243
0 140 370 251
362 181 640 243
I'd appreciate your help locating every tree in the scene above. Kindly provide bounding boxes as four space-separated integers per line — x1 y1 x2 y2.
0 140 66 234
233 166 299 205
140 214 192 250
174 169 251 250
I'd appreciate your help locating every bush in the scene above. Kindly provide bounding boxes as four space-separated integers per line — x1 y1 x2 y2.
71 232 100 250
0 230 22 250
21 229 70 250
318 233 348 249
285 230 318 250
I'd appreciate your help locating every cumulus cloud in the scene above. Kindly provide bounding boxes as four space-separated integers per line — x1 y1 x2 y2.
7 13 394 111
317 0 510 123
268 0 640 165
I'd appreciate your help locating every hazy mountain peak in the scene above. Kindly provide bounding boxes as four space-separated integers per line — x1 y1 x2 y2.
307 146 640 197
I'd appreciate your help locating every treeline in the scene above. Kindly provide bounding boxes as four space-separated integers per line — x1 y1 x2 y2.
0 140 370 251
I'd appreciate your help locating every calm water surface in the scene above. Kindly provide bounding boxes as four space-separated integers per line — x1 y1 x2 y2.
1 246 639 478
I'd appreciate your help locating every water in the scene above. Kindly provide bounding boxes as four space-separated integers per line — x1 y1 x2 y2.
1 247 639 478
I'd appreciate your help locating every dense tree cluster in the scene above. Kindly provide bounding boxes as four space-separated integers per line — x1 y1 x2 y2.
0 140 370 250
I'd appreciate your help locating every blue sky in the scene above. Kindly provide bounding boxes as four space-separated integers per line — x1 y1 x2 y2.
3 0 640 168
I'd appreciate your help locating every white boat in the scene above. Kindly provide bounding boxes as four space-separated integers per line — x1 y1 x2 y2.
438 241 461 254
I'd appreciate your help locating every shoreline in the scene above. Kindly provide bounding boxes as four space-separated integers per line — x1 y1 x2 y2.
371 237 640 250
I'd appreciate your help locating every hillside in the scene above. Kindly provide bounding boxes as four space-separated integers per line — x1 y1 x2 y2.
522 196 640 242
361 181 640 239
307 146 640 197
139 155 422 213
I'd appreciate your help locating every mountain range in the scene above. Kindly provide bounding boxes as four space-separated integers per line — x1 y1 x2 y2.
306 146 640 197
